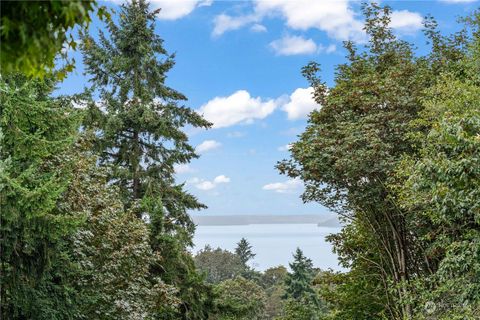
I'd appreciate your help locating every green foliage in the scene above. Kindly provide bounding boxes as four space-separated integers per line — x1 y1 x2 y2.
0 74 180 319
262 266 288 289
63 144 179 319
284 249 316 301
235 237 256 267
80 0 210 238
261 266 288 319
314 269 387 320
211 277 266 320
264 284 287 320
0 1 97 78
395 17 480 318
2 3 478 320
281 249 324 319
277 4 471 318
276 298 321 320
195 245 245 284
80 1 212 318
235 237 260 279
0 75 82 318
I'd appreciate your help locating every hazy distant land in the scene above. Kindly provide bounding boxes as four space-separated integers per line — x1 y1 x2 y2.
191 214 340 227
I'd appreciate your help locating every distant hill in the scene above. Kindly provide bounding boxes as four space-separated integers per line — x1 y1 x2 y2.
191 214 340 227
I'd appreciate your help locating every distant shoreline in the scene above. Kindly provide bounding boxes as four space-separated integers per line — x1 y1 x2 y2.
191 214 340 227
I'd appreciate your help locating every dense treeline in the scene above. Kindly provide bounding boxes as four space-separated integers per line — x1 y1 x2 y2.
279 4 480 320
1 1 211 319
1 1 479 319
194 239 329 320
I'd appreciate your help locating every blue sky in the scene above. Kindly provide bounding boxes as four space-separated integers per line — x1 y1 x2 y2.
60 0 479 217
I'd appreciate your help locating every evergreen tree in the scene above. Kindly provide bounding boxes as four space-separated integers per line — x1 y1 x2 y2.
235 237 256 267
282 249 322 319
284 248 316 301
63 139 179 319
0 75 82 318
80 0 212 318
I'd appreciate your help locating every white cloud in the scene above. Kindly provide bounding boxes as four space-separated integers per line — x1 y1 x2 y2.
213 175 231 183
255 0 364 41
214 0 364 41
212 13 258 36
174 163 195 174
198 90 279 128
196 180 216 190
191 175 231 190
152 0 212 20
251 23 267 33
196 140 222 153
270 35 317 56
213 1 424 41
282 87 319 120
263 178 302 193
390 10 423 34
277 144 292 152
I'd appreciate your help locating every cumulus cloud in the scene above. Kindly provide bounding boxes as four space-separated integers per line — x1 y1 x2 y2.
390 10 423 34
190 175 231 190
214 0 364 41
213 175 231 183
282 87 319 120
263 178 302 193
174 163 195 174
196 140 222 153
198 86 320 126
270 35 317 55
213 0 424 41
152 0 212 20
255 0 364 41
198 90 279 128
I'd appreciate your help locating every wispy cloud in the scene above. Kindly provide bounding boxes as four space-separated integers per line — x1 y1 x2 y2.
152 0 212 20
251 23 267 33
174 163 195 174
269 35 317 56
190 175 231 191
263 178 302 193
196 140 222 153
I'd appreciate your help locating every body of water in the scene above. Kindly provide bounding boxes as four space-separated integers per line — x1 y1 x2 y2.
192 223 344 271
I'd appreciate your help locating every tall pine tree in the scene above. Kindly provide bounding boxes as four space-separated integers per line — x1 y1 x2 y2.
80 0 212 318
